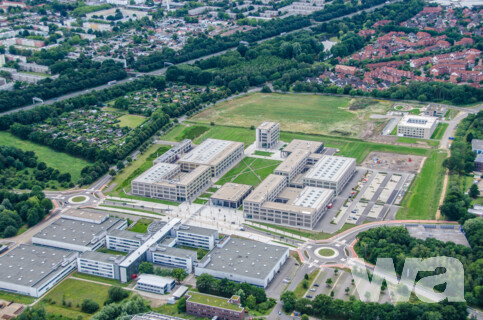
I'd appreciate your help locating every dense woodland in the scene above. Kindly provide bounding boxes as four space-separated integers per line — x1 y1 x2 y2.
0 146 71 190
354 225 483 308
0 187 52 238
280 290 468 320
0 58 126 112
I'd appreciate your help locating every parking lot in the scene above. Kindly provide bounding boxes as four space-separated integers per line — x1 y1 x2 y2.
406 224 470 247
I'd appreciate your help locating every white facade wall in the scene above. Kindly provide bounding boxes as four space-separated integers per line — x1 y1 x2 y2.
77 258 116 279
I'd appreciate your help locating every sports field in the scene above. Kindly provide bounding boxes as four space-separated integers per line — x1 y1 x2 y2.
216 157 281 186
117 114 146 128
191 93 392 137
0 131 89 182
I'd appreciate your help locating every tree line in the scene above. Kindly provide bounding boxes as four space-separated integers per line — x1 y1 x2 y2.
280 290 468 320
0 57 127 113
0 187 52 238
354 225 482 308
0 145 71 190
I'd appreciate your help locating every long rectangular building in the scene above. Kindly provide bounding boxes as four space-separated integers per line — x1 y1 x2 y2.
397 115 438 139
77 251 124 279
131 163 211 202
303 155 356 196
106 229 150 253
0 244 78 297
243 174 287 218
146 245 197 273
274 150 310 183
175 225 218 250
178 139 244 177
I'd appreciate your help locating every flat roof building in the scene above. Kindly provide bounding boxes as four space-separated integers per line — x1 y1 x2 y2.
106 229 150 253
397 115 438 139
32 217 127 252
132 163 211 202
77 251 125 280
154 139 192 164
0 244 78 297
175 224 219 250
136 274 176 295
475 154 483 172
146 245 197 273
243 174 287 217
195 237 289 288
281 139 324 158
303 155 356 196
256 122 280 149
61 210 110 224
185 291 245 320
472 139 483 154
178 139 244 177
274 150 310 183
210 183 252 209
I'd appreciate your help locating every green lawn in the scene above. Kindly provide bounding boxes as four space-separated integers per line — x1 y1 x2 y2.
318 248 336 257
191 93 392 137
40 279 111 319
254 151 274 156
70 272 129 287
430 123 449 140
397 150 448 219
129 218 152 233
186 291 243 311
154 300 207 320
409 108 421 115
216 157 281 186
0 131 89 181
0 291 36 304
192 125 256 147
117 114 146 129
97 247 127 256
396 137 439 147
160 124 188 141
71 196 87 203
108 144 170 197
99 204 165 215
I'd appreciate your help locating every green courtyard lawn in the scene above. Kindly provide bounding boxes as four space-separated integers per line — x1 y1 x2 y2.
116 114 146 129
254 150 274 156
431 123 449 140
0 131 89 182
107 144 170 198
129 218 152 233
40 279 112 319
191 93 392 138
397 150 448 220
216 157 281 187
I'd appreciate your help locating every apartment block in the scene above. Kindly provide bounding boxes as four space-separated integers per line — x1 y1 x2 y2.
397 115 438 139
256 122 280 149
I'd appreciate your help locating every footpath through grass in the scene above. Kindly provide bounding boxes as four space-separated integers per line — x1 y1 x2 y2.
0 131 89 181
216 157 281 187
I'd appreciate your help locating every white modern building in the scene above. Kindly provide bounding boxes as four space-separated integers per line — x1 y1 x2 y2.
195 237 289 288
174 225 218 250
106 229 150 253
281 139 324 158
77 251 124 279
303 155 356 196
178 139 244 177
397 115 438 139
146 245 197 273
32 217 127 252
256 122 280 149
274 150 310 183
135 274 176 295
0 244 78 297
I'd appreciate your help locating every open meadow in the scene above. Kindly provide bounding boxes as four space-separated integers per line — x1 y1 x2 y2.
191 93 392 138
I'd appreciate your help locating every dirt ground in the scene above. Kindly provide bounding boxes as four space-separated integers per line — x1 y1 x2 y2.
361 152 425 173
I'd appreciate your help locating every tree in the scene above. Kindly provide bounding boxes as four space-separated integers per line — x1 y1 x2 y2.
108 286 129 302
304 273 309 280
302 279 309 289
280 291 296 313
81 299 99 313
345 287 350 295
116 160 125 171
301 315 309 320
138 262 154 274
245 294 257 310
172 268 188 283
261 85 272 93
177 296 186 312
326 278 333 288
3 225 17 237
469 184 480 199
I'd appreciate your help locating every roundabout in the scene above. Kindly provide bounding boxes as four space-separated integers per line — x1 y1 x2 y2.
68 195 90 204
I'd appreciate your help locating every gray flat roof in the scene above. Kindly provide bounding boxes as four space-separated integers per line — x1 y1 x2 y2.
0 244 77 288
398 115 437 129
177 224 218 237
33 217 124 247
79 251 125 264
283 139 323 155
211 183 252 202
108 229 147 242
178 139 243 166
304 155 355 183
133 163 179 184
244 174 286 203
275 150 310 173
202 238 288 280
472 139 483 151
137 274 175 287
475 154 483 163
151 246 197 259
61 209 108 224
257 121 279 131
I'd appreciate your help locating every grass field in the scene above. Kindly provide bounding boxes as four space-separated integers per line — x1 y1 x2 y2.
254 151 273 156
216 157 281 186
41 279 111 319
71 272 129 287
396 137 439 147
294 270 319 299
0 131 89 181
191 93 392 137
193 125 256 147
397 150 448 219
0 291 36 304
431 123 449 140
129 218 152 233
117 114 146 128
108 144 170 198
